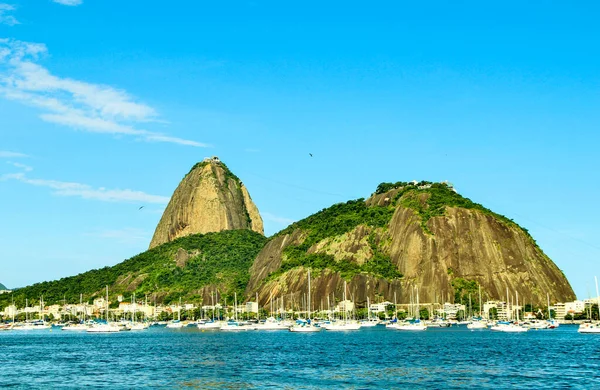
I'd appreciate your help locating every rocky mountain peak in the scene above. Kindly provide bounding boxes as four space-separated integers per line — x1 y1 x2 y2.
149 157 264 249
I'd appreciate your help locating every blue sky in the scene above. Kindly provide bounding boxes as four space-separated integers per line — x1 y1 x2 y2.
1 1 599 299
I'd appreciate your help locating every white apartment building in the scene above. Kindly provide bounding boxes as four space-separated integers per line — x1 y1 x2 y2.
442 303 466 319
369 301 393 313
245 302 258 314
335 300 354 313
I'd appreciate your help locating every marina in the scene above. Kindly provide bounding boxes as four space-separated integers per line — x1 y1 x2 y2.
0 323 598 388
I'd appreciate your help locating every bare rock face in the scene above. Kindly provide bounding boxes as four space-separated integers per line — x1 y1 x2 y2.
246 186 575 308
149 158 264 249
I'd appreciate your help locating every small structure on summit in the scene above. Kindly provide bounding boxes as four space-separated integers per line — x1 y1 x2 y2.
203 156 221 164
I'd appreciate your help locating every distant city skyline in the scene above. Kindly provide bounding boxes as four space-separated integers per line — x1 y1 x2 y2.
1 1 600 298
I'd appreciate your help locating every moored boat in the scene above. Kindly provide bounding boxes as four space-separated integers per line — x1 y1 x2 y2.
393 320 427 331
466 320 488 330
490 321 528 333
62 322 90 331
87 322 120 333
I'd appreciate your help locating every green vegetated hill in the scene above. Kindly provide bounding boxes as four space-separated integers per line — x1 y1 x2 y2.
0 178 576 311
0 283 6 290
0 230 266 308
246 182 575 308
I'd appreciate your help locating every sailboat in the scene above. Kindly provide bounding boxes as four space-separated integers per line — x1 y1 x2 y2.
322 281 361 331
220 292 249 331
490 288 527 333
360 297 379 327
290 268 321 332
394 286 427 331
467 285 488 330
63 294 90 331
255 293 287 330
545 293 559 329
87 286 120 333
579 277 600 334
127 294 149 330
166 297 185 329
386 292 400 329
198 291 223 330
14 298 51 330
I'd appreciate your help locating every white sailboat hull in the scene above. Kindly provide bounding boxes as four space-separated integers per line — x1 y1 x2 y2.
62 324 89 331
490 324 528 333
359 321 379 327
166 322 184 329
86 324 120 333
13 324 51 330
578 323 600 333
394 324 427 331
220 324 249 331
255 323 288 330
289 325 321 332
467 321 488 330
197 321 222 330
127 323 149 331
323 322 361 331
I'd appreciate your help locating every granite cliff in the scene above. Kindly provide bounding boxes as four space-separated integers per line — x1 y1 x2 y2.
149 157 264 249
246 182 575 308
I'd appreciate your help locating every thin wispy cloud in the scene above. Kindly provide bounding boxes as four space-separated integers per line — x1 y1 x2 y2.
1 172 169 204
0 4 19 26
262 212 295 226
52 0 83 6
6 161 32 171
0 38 209 147
0 150 28 158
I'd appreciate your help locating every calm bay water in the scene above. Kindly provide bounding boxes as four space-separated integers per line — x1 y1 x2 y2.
1 325 599 389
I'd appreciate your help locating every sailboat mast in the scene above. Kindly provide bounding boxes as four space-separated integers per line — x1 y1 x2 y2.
343 280 347 322
234 293 238 322
478 285 482 318
506 286 509 321
416 287 420 320
307 268 311 320
515 290 519 322
468 294 472 319
106 285 109 322
595 276 600 321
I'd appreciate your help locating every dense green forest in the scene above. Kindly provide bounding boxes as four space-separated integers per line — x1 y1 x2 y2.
0 230 266 309
271 199 401 281
377 181 532 237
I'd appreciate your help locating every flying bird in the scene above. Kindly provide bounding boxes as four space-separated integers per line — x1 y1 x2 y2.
138 206 145 210
309 153 313 157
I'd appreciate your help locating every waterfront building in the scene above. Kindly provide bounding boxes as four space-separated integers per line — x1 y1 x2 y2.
441 303 466 319
245 302 258 314
369 301 393 314
336 300 354 313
